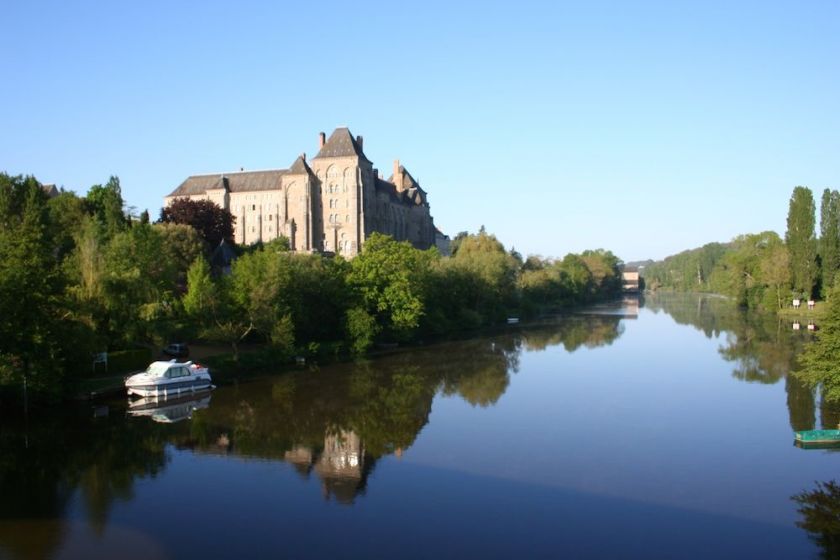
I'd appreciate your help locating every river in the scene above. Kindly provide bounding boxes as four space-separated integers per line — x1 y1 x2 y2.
1 293 837 559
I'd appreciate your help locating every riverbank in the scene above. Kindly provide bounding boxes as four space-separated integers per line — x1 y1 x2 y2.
73 301 626 401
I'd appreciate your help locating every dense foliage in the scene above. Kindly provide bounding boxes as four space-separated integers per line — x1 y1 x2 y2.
644 185 840 310
0 173 625 400
159 198 235 248
796 282 840 402
786 186 818 299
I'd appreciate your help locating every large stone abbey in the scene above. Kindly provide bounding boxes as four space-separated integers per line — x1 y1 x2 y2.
165 127 440 257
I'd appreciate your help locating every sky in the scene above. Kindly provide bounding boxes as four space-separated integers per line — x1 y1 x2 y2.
2 0 839 262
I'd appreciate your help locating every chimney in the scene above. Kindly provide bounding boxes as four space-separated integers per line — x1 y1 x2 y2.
356 135 364 150
300 152 306 161
318 131 326 149
393 159 401 189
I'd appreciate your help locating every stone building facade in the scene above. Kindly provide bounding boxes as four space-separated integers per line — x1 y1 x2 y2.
165 127 439 257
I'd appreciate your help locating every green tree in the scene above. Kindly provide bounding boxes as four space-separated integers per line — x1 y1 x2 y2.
0 174 95 394
85 176 127 239
47 191 87 261
449 230 519 322
796 281 840 401
155 222 206 291
821 189 840 297
786 186 818 298
102 224 178 344
348 233 434 341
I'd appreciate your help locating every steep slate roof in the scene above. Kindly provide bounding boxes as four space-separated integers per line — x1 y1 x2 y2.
388 166 428 206
288 155 314 175
313 127 371 162
41 184 60 198
375 178 402 201
167 169 287 197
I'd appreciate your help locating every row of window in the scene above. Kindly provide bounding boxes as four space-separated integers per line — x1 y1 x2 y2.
328 214 351 224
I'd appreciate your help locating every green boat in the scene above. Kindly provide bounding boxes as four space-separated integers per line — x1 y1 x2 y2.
794 429 840 446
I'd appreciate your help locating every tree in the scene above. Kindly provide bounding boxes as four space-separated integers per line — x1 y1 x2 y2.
159 198 235 249
796 281 840 401
154 223 206 291
821 189 840 297
449 231 468 256
48 191 87 261
102 224 178 344
580 249 622 299
759 242 791 310
450 230 519 321
786 186 818 298
85 176 127 239
348 233 434 341
0 174 94 394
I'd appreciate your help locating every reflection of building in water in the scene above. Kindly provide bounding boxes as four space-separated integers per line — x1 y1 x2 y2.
621 296 639 318
621 265 640 293
282 430 374 505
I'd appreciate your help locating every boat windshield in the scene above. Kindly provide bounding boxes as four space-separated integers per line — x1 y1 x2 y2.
145 362 171 377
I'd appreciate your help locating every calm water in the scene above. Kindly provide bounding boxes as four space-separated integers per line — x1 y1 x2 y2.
2 294 838 559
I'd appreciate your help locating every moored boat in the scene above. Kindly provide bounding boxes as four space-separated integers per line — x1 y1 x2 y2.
794 429 840 446
125 360 213 398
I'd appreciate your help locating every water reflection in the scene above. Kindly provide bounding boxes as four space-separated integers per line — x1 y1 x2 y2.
127 392 211 423
0 406 169 559
0 310 627 557
792 480 840 559
644 293 827 432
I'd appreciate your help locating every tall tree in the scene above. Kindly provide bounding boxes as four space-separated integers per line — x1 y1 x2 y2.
0 174 95 393
85 176 127 239
786 186 818 299
820 188 840 295
159 198 235 249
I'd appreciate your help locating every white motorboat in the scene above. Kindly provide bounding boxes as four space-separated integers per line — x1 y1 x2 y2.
125 360 213 398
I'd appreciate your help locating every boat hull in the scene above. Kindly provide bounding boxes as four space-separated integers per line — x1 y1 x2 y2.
126 377 213 397
794 429 840 446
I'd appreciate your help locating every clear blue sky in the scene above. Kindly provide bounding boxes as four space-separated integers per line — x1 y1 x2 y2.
2 0 838 261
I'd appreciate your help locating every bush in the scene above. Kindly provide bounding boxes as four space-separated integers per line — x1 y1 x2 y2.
106 349 152 375
346 307 379 354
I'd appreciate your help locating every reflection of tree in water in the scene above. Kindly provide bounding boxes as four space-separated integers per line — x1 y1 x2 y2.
646 293 824 430
520 316 624 353
438 337 518 407
0 315 622 545
787 375 817 431
0 406 169 559
646 293 808 384
792 480 840 559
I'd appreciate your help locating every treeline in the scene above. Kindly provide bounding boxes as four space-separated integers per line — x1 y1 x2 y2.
644 185 839 310
0 173 625 398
